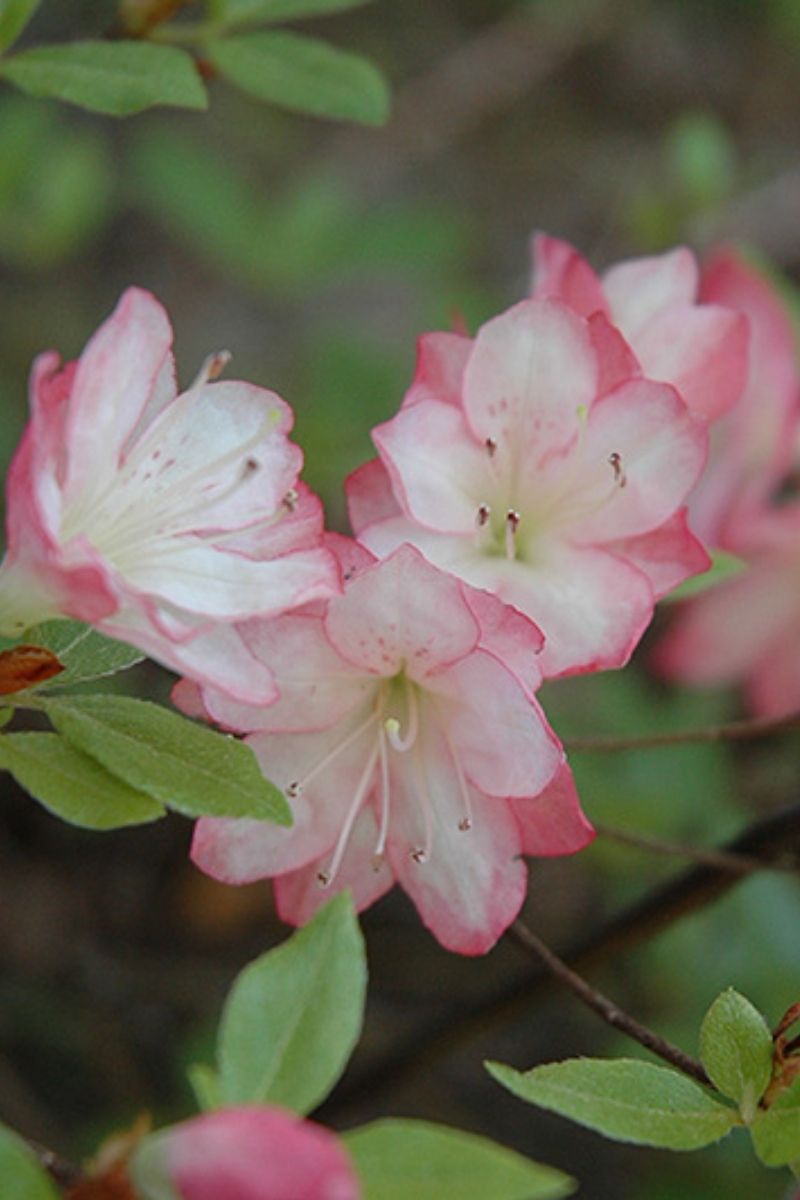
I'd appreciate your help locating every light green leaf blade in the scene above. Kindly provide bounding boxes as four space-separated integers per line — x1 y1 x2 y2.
0 708 12 728
206 31 389 125
0 732 165 829
699 988 774 1120
0 1120 59 1199
187 1062 223 1111
23 619 144 688
344 1119 575 1200
218 893 366 1114
218 0 371 26
0 0 40 53
487 1058 739 1151
751 1076 800 1167
0 40 207 115
662 550 746 603
44 694 290 824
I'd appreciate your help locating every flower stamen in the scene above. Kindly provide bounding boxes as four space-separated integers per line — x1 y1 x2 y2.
505 509 521 560
317 742 380 888
286 709 379 797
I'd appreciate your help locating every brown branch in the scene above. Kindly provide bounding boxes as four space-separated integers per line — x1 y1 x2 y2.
510 919 711 1086
23 1136 84 1190
321 801 800 1120
565 710 800 753
594 821 800 876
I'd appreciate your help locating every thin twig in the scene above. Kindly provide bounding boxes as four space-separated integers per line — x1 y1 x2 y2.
321 801 800 1120
594 821 799 876
510 918 711 1086
565 710 800 753
23 1136 84 1190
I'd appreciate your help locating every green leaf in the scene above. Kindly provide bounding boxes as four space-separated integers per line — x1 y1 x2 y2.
0 707 12 728
0 40 207 116
699 988 774 1121
751 1076 800 1167
23 620 144 688
218 0 371 25
486 1058 739 1151
0 732 165 829
187 1061 223 1110
44 694 290 824
0 0 41 53
344 1119 575 1200
0 1120 59 1199
217 893 366 1113
662 550 746 603
205 31 389 125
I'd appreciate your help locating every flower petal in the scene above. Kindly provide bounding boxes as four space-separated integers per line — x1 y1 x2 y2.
509 762 595 856
606 509 710 599
530 233 609 318
403 330 472 408
345 458 402 536
602 247 699 339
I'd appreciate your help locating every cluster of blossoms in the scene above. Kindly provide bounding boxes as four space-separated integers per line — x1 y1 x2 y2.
1 234 795 960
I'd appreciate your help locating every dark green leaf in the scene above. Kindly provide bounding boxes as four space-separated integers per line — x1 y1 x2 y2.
699 988 774 1120
487 1058 739 1150
218 893 366 1113
218 0 371 25
751 1076 800 1167
205 31 389 125
0 40 207 115
44 694 290 824
24 619 144 687
0 1120 59 1199
0 732 164 829
344 1119 575 1200
0 0 41 53
0 707 12 728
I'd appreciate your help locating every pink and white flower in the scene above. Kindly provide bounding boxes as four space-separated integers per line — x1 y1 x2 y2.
0 288 338 701
653 502 800 717
688 246 800 545
183 540 593 956
348 298 709 679
530 234 749 423
130 1106 361 1200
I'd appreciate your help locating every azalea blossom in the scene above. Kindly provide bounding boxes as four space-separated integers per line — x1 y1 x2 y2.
530 233 749 423
0 288 338 701
130 1106 361 1200
182 540 593 955
687 246 800 546
653 501 800 717
348 297 709 679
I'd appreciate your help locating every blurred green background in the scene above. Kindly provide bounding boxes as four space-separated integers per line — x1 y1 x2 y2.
0 2 798 1197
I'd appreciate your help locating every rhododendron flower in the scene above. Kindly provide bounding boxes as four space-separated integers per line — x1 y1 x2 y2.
0 288 338 701
130 1106 360 1200
688 246 800 545
654 502 800 717
348 298 709 678
182 540 593 955
531 234 749 422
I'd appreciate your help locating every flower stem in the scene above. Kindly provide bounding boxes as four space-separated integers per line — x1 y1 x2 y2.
510 918 711 1086
565 710 800 753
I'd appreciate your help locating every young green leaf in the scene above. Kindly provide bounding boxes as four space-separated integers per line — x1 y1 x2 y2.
751 1077 800 1167
205 31 389 125
0 40 207 116
187 1062 223 1111
217 0 371 26
343 1119 575 1200
217 893 366 1113
0 1121 59 1200
0 708 12 728
699 988 774 1120
44 695 290 824
23 619 144 688
0 0 41 53
0 732 165 829
486 1058 739 1151
662 550 746 603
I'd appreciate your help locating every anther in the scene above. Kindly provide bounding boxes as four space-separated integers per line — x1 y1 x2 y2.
244 457 260 474
410 847 427 864
505 509 521 560
282 488 299 512
458 818 472 832
371 853 384 873
317 871 331 887
286 781 302 798
608 452 627 488
506 509 521 531
476 503 491 527
206 350 231 381
485 437 497 457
